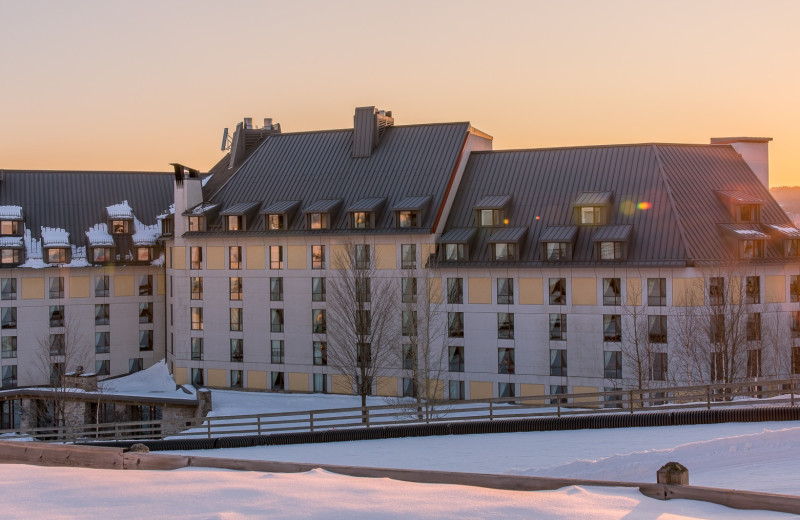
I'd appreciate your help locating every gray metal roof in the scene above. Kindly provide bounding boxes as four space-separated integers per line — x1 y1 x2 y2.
539 226 578 242
574 191 613 206
262 200 301 215
347 197 387 212
439 227 477 243
717 223 769 239
592 225 633 242
474 194 512 210
304 199 343 213
394 195 431 211
765 224 800 238
716 190 764 204
0 170 173 245
220 201 261 216
488 226 527 243
182 202 221 216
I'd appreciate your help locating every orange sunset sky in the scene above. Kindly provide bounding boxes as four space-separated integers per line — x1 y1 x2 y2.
1 0 798 186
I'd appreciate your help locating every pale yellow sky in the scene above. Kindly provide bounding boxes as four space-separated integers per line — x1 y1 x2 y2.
1 0 798 186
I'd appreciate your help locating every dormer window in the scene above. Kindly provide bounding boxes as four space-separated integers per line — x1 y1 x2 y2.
106 201 134 235
261 201 300 231
599 242 624 260
92 247 113 263
226 215 242 231
741 239 764 259
479 210 502 227
719 224 768 260
546 243 568 260
160 216 173 236
716 191 763 223
348 197 386 230
352 211 372 229
574 192 613 226
445 243 466 261
581 207 603 225
474 195 511 228
137 246 155 262
593 225 632 261
221 202 260 232
540 226 578 262
764 224 800 258
183 203 220 233
309 213 328 230
394 196 430 229
42 227 71 265
188 216 206 232
738 204 760 223
439 228 476 263
0 221 20 236
398 211 418 228
46 248 69 264
110 220 131 234
0 249 21 265
787 239 800 257
493 243 516 261
304 199 342 231
488 227 526 262
268 214 284 230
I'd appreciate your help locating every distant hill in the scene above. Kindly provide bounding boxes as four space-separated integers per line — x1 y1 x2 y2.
771 186 800 226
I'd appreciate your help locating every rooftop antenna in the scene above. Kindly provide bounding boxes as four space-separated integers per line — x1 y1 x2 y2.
221 128 231 151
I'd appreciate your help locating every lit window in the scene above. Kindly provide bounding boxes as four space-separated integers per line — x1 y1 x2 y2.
46 248 68 264
352 211 371 229
313 341 327 366
309 213 328 230
229 247 241 269
111 220 130 234
270 246 283 269
187 216 205 232
268 214 284 230
312 309 326 334
92 248 113 263
191 277 203 299
398 211 418 228
0 221 20 235
191 307 203 330
190 246 202 269
311 245 325 269
0 249 20 265
226 215 242 231
229 277 242 300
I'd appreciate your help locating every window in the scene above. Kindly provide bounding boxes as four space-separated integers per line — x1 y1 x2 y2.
139 302 153 324
602 278 621 305
191 307 203 330
356 278 371 302
312 277 326 302
352 211 372 229
599 242 623 260
46 248 68 264
550 349 567 376
2 365 17 388
447 278 463 304
747 313 761 341
0 248 20 265
191 277 203 299
161 217 173 236
710 351 726 382
738 204 759 222
230 277 242 301
230 308 243 331
313 373 327 393
549 278 566 305
136 246 154 262
354 244 370 269
1 278 16 300
549 313 567 340
138 275 153 296
497 312 514 339
356 311 371 335
792 311 800 338
95 360 110 376
92 247 113 263
230 339 243 362
449 346 464 372
50 362 65 385
792 276 800 303
498 348 515 374
271 372 284 390
270 246 283 269
478 209 502 227
649 352 668 381
0 220 20 236
139 330 153 351
95 332 109 354
401 277 417 303
604 351 622 379
49 277 64 299
271 309 284 333
402 310 417 337
499 382 515 398
545 242 567 261
792 347 800 375
709 277 725 305
271 340 284 364
110 219 131 234
448 312 464 338
309 213 328 230
398 211 418 228
312 309 326 334
711 314 726 343
191 338 204 360
580 206 603 225
745 276 760 304
449 380 465 400
1 307 15 330
311 245 325 269
603 314 621 342
741 239 764 259
270 277 283 301
401 244 416 269
647 278 666 306
47 305 64 328
226 215 242 231
95 304 109 326
402 344 415 370
747 349 762 378
190 367 203 385
493 243 516 261
267 214 284 231
229 246 242 270
648 315 667 343
49 334 65 356
187 216 205 232
497 278 514 304
444 243 465 262
231 370 243 388
2 336 17 358
190 247 202 269
787 239 800 257
313 341 327 366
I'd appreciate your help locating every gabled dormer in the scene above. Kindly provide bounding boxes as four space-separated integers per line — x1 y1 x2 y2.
183 202 221 232
715 191 763 223
262 200 301 231
718 223 768 259
157 206 174 237
439 228 477 262
573 192 613 226
42 227 71 264
348 197 386 229
220 202 261 232
394 196 431 229
540 226 578 261
593 225 632 261
765 224 800 258
0 206 23 237
106 201 134 235
304 199 342 230
474 195 511 227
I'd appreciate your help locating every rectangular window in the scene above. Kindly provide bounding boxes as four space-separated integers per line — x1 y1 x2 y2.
137 246 153 262
268 214 284 230
312 277 326 302
0 249 21 265
95 332 110 354
649 352 668 381
791 275 800 303
226 215 242 231
398 211 418 228
230 307 243 331
599 242 623 260
603 314 621 342
49 334 65 356
138 275 153 296
111 219 131 234
709 277 725 305
401 244 416 269
603 278 621 305
449 380 465 400
270 246 283 269
356 311 371 336
792 347 800 375
95 360 110 376
190 247 202 269
2 365 17 388
401 277 417 303
447 278 463 304
711 314 726 343
549 278 566 305
1 307 16 329
444 243 465 262
2 336 17 358
49 305 64 327
580 206 601 225
309 213 328 230
604 351 622 379
270 309 284 333
271 371 284 390
139 330 153 351
313 373 327 393
191 337 204 361
747 349 762 378
311 245 325 269
270 277 283 301
312 309 326 334
49 277 64 299
549 313 567 340
498 347 515 374
648 315 667 343
710 351 726 382
1 278 17 300
448 346 464 372
0 220 20 236
95 276 109 297
545 242 567 261
313 341 327 366
401 378 417 398
497 312 514 339
91 247 112 263
792 311 800 338
231 370 243 388
478 209 501 227
354 244 370 270
191 307 203 330
271 340 284 364
402 310 417 337
493 243 516 261
190 367 203 385
647 278 666 306
230 338 244 362
191 277 203 300
230 277 242 300
47 248 68 264
745 276 760 304
747 313 761 341
550 349 567 376
448 312 464 338
229 246 242 270
355 278 371 302
139 302 153 324
741 239 764 259
352 211 371 229
497 278 514 304
402 344 415 370
95 304 109 326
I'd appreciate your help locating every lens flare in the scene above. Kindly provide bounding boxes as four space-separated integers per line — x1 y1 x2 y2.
637 201 652 210
503 218 509 225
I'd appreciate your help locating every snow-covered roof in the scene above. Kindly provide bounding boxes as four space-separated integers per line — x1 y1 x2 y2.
156 204 175 220
106 200 134 220
40 227 70 247
0 205 23 220
132 219 160 245
85 223 114 246
184 202 220 216
100 359 194 400
0 236 23 248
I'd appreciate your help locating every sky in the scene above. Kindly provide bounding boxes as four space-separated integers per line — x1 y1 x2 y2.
1 0 798 187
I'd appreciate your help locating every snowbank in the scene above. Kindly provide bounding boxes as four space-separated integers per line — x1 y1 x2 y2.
100 360 192 399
